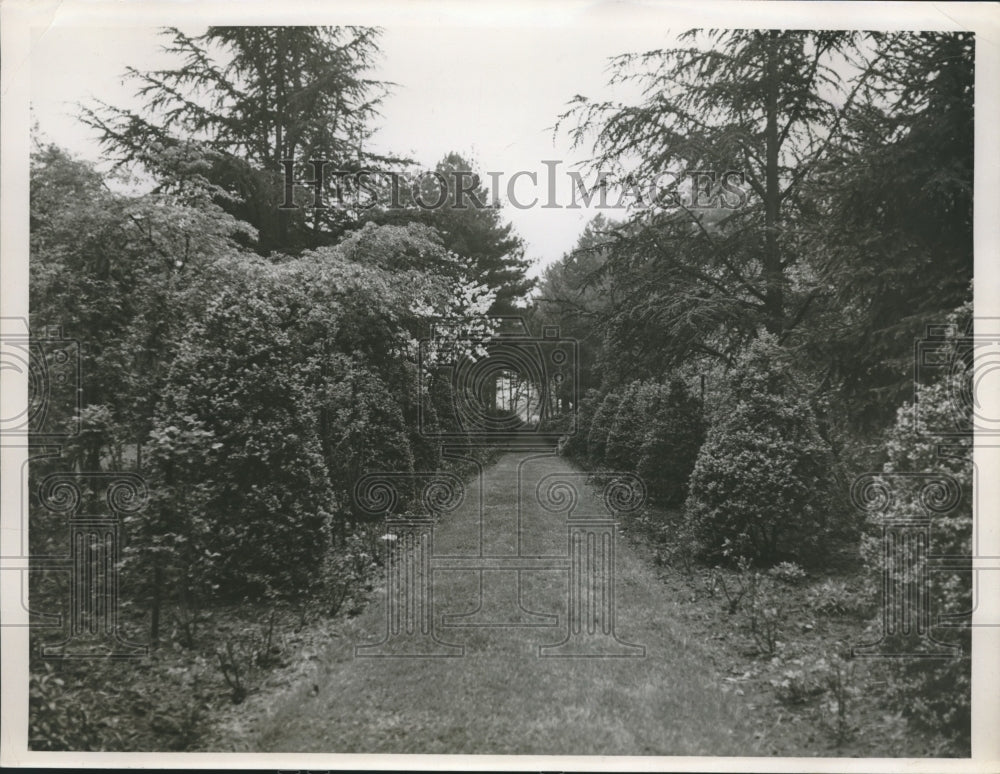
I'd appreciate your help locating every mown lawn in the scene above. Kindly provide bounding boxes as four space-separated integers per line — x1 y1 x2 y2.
253 451 765 755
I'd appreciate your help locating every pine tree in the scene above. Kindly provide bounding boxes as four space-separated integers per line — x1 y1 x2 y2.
375 152 534 314
82 26 391 252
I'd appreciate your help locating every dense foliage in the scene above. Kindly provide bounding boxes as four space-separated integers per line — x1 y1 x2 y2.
538 29 973 752
858 302 973 738
636 379 704 509
28 31 529 729
25 24 975 755
684 334 842 564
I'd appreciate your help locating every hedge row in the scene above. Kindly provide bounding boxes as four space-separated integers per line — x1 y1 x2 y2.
565 334 845 565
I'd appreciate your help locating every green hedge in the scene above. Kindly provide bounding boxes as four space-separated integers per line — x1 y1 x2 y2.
685 333 841 564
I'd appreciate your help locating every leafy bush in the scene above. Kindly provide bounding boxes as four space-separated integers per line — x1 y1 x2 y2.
858 309 972 747
315 528 381 619
560 388 601 461
636 378 704 508
685 333 842 564
604 381 644 470
805 579 873 619
152 272 335 599
318 359 415 505
586 391 621 466
122 415 221 646
29 663 106 751
768 561 807 585
605 381 669 472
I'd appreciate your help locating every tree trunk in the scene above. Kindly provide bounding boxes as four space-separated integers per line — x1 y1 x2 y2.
763 31 784 336
151 563 163 649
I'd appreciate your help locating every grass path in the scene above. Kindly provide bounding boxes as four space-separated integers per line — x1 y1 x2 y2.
253 451 765 755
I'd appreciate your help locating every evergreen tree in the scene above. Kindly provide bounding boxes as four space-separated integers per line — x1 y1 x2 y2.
376 152 534 314
805 32 974 428
637 378 705 508
82 26 391 252
561 30 865 373
532 214 617 395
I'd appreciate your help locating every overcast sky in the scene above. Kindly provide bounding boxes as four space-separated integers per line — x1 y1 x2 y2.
30 23 680 276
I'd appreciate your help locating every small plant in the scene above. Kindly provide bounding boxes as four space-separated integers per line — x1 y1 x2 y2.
154 656 212 750
700 571 718 599
29 662 105 750
714 568 747 615
253 610 281 669
822 655 857 745
741 561 783 655
768 561 807 585
214 615 284 704
216 640 249 704
170 595 206 649
770 662 825 705
806 579 873 619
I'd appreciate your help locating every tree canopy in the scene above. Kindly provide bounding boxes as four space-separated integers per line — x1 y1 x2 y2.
549 30 973 426
82 26 393 252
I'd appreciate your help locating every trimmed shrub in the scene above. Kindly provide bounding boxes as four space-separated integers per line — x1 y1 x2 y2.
561 388 601 461
637 378 705 508
317 358 415 502
151 280 335 599
606 381 659 471
684 333 840 564
586 390 621 466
